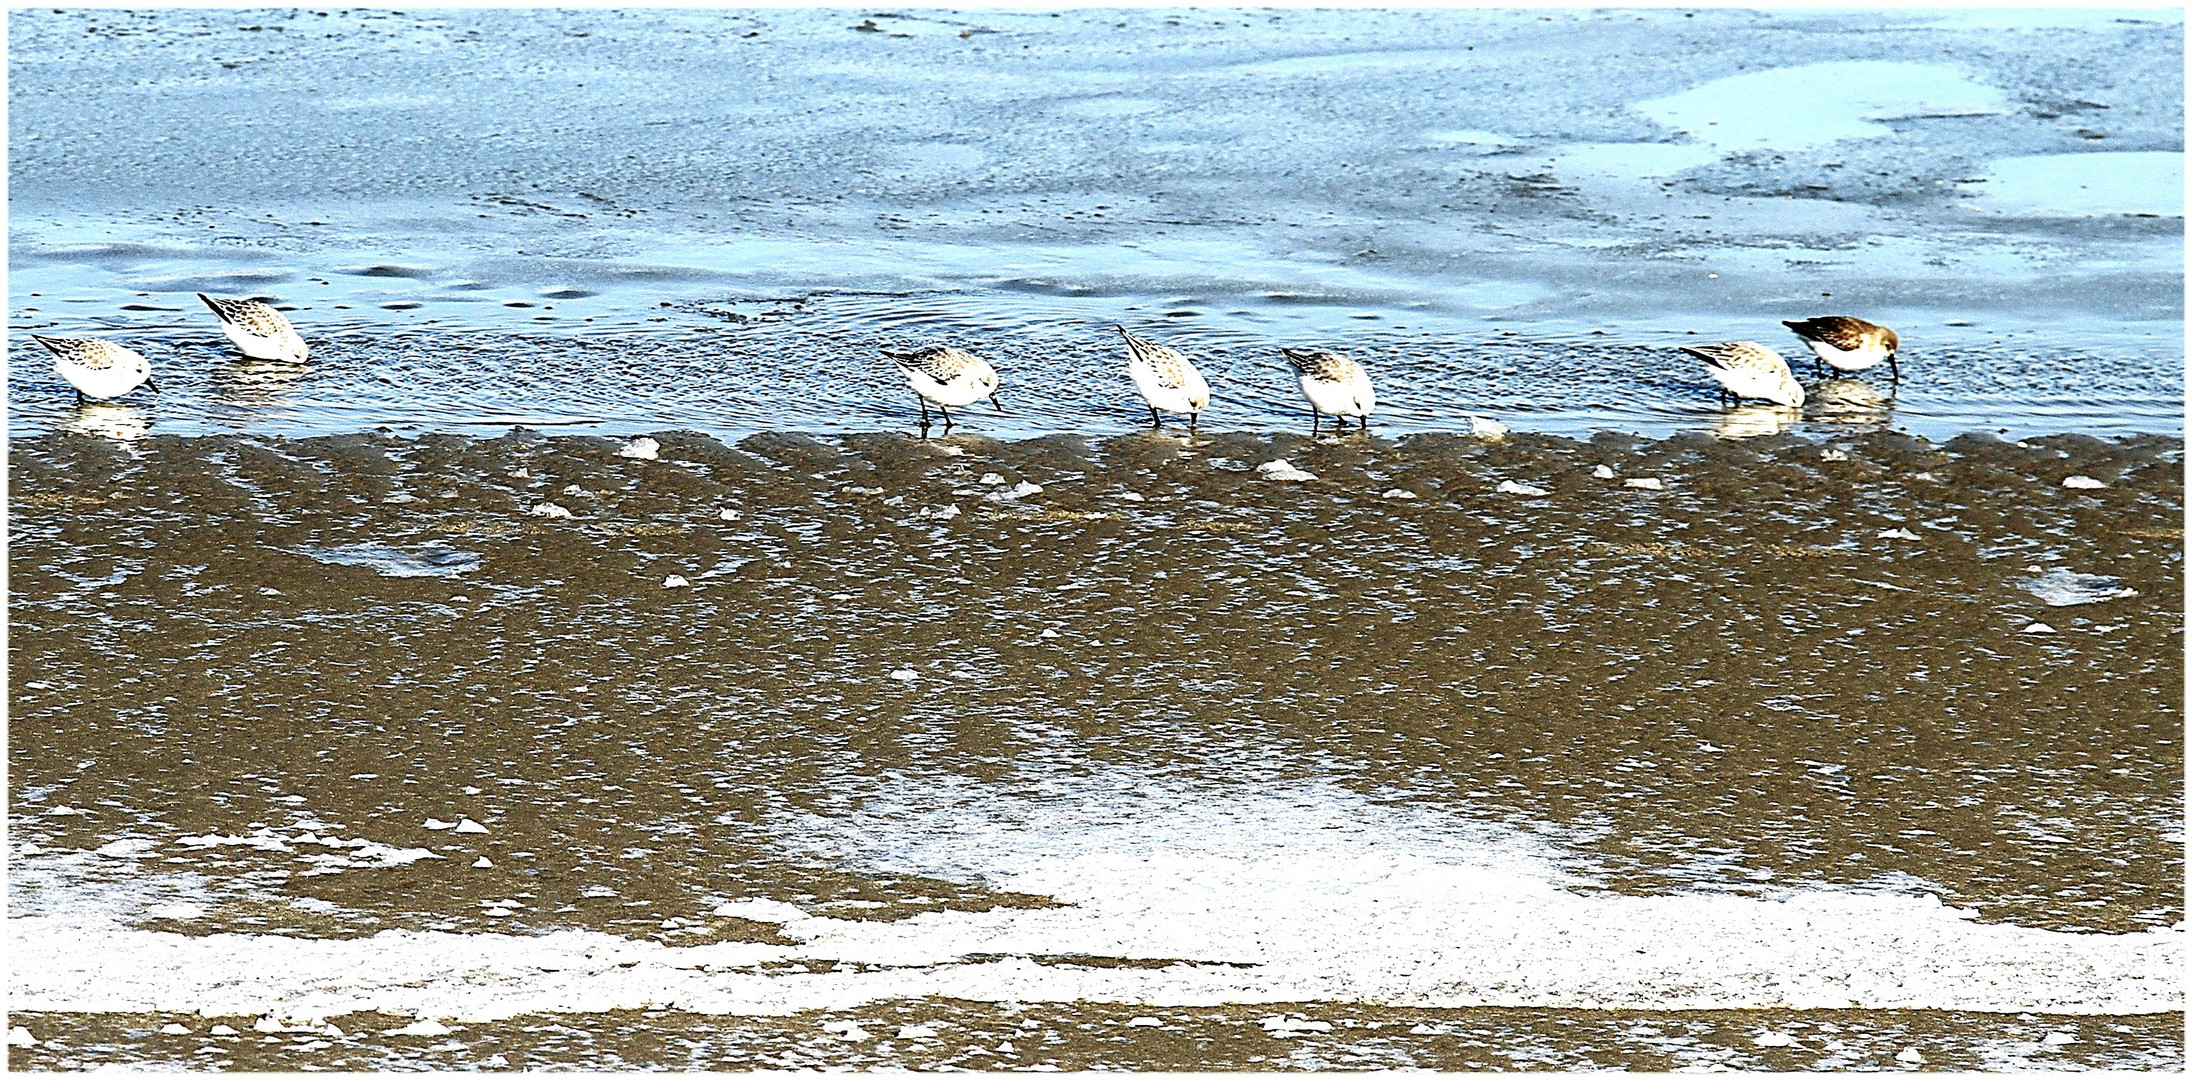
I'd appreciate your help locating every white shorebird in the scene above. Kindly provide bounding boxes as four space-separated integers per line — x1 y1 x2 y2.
198 293 309 362
1279 347 1375 434
1783 315 1900 384
31 335 158 402
1114 326 1211 432
879 345 1001 437
1682 340 1805 408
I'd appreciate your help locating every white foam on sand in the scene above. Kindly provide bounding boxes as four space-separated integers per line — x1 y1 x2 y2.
9 773 2180 1023
2022 568 2141 607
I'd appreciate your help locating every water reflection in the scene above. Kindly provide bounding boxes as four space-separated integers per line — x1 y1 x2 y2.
1710 403 1799 439
211 359 309 405
60 401 151 441
1812 378 1896 427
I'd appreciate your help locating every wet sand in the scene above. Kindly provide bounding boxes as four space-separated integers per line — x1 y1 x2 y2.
10 1004 2184 1072
7 425 2182 1068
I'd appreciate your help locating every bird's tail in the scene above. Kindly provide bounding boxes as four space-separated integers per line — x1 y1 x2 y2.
197 293 227 317
1278 347 1316 373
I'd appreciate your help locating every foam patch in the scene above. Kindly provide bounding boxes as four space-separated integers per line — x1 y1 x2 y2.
10 775 2180 1022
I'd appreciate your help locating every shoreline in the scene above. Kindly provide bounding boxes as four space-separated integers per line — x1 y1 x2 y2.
10 296 2186 446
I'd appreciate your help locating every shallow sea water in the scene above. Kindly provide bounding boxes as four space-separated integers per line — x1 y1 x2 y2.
7 6 2185 1072
6 7 2184 443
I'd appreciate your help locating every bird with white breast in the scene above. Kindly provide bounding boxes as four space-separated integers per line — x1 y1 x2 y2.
1682 340 1805 409
1115 325 1211 432
33 335 159 403
1279 347 1376 435
880 344 1002 437
1782 315 1901 385
199 293 310 363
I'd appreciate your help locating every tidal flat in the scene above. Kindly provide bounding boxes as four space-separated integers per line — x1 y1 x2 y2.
7 426 2182 1069
7 6 2186 1068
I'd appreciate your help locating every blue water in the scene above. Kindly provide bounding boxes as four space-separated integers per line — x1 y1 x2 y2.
8 7 2183 443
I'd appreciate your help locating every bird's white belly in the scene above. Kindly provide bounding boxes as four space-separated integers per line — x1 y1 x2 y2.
1129 362 1209 415
1803 338 1883 372
1300 374 1372 417
1706 364 1788 402
224 324 308 363
906 370 989 409
55 359 147 399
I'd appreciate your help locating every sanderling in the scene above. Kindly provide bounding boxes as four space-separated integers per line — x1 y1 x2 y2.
31 335 158 402
1782 315 1900 384
1681 341 1804 408
1114 326 1211 431
879 345 1001 437
198 293 309 362
1278 347 1375 434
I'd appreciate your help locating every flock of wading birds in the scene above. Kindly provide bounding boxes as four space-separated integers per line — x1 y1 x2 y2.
32 296 1903 437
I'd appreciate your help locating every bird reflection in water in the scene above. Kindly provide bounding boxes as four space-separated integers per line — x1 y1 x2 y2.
1710 403 1800 440
1812 378 1896 428
61 400 152 442
212 358 309 408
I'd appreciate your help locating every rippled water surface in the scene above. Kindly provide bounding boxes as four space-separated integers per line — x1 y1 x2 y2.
7 7 2183 443
7 6 2185 1072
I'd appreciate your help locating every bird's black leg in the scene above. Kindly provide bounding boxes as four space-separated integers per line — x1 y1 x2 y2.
1310 408 1321 436
1189 411 1198 433
1149 406 1162 429
918 398 932 439
75 390 86 407
940 406 954 434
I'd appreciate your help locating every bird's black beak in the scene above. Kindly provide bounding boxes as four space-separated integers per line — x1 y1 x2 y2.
144 375 160 392
990 394 1005 413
